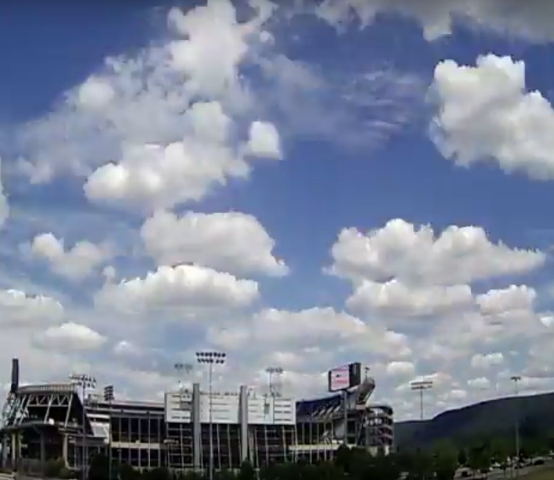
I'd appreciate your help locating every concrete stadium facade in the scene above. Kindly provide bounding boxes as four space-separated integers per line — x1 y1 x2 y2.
0 364 393 473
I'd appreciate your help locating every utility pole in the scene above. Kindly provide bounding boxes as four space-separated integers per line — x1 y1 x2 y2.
103 385 114 480
511 375 521 478
410 380 433 421
196 351 226 480
69 373 96 480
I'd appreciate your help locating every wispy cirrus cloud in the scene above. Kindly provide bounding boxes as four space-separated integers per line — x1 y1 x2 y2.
254 53 427 151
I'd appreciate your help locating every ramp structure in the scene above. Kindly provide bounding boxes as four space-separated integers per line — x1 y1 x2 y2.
1 381 97 474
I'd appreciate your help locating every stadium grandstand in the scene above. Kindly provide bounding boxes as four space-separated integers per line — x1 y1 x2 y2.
0 359 393 474
294 375 394 461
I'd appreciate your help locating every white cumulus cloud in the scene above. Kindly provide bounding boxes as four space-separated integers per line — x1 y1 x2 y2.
470 352 504 370
430 54 554 180
95 264 259 315
0 289 64 327
23 233 113 280
477 285 537 316
329 218 545 286
347 279 473 319
34 322 106 352
141 210 288 277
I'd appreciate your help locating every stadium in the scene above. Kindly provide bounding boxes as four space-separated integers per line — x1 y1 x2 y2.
0 359 393 473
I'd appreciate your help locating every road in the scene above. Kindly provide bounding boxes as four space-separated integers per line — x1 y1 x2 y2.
456 460 554 479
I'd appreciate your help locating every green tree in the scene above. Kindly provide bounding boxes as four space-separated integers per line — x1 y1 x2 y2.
372 451 401 480
432 441 458 480
395 449 415 473
214 469 235 480
237 460 256 480
260 462 301 480
489 437 511 474
118 462 141 480
547 434 554 453
87 453 110 480
468 442 491 476
142 467 171 480
44 457 66 478
458 449 468 467
408 449 433 480
348 447 376 480
335 444 353 474
278 461 303 480
259 464 276 480
182 471 203 480
299 463 325 480
315 462 343 480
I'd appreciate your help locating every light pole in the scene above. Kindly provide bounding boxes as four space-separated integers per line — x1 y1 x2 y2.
69 373 96 480
196 351 226 480
410 380 433 421
103 385 114 480
175 362 193 471
511 375 521 477
266 367 283 423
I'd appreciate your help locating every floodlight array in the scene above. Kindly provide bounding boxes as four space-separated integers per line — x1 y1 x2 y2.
69 373 97 389
196 351 226 365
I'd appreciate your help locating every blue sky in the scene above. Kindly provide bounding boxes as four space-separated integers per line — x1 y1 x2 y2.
1 0 554 420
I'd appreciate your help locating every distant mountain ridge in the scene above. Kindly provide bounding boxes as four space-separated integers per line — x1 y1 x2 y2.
394 391 554 447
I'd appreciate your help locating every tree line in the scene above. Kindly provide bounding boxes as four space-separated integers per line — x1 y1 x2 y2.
39 431 554 480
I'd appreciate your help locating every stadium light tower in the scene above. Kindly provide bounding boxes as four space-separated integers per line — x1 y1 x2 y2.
69 373 96 480
196 351 226 480
175 363 193 414
103 385 114 480
265 366 283 396
266 366 284 424
511 375 521 476
411 379 433 421
174 362 193 398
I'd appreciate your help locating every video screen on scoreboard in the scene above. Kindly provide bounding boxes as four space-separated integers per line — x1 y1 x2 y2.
328 364 351 392
327 362 363 392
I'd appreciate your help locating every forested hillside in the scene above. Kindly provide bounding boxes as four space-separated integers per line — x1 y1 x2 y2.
395 392 554 447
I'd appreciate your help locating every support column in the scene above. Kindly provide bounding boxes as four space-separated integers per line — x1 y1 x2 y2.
1 435 7 469
10 433 16 466
62 435 69 467
147 414 151 469
40 431 46 464
138 417 142 470
157 418 162 468
239 385 248 464
192 382 201 471
127 418 131 465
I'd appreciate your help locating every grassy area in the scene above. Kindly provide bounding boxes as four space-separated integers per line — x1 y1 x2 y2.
521 467 554 480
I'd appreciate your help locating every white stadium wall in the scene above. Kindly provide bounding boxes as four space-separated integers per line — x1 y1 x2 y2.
164 388 296 425
199 392 240 423
164 391 193 423
246 394 296 425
